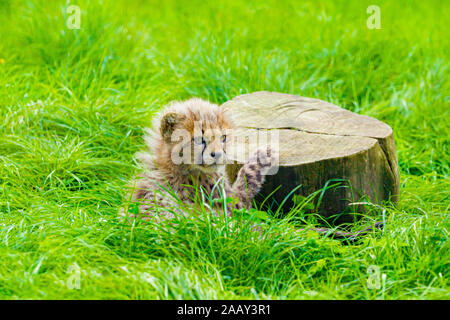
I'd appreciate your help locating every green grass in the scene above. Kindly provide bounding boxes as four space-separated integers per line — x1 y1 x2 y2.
0 0 449 299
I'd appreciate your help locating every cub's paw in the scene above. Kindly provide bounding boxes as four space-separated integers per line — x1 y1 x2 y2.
249 146 278 169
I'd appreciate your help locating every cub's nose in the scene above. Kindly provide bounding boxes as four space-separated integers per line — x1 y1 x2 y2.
210 151 222 159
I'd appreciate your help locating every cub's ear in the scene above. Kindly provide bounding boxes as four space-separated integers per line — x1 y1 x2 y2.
160 112 186 142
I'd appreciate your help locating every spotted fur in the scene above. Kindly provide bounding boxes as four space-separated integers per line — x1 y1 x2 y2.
122 98 274 221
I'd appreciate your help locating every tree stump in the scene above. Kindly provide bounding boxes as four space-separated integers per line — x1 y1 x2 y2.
223 91 399 223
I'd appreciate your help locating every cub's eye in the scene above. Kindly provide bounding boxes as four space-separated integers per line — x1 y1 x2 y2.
221 135 227 143
193 137 205 145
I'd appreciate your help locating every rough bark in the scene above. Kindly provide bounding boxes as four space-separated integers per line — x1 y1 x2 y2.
223 91 399 224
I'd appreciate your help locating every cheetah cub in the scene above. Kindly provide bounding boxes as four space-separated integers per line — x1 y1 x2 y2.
122 98 275 220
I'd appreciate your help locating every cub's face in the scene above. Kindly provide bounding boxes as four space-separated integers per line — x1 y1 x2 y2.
159 102 232 174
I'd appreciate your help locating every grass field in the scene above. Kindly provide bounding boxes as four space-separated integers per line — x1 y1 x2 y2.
0 0 448 299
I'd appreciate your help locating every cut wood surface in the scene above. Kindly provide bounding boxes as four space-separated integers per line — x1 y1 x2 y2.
223 91 399 223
